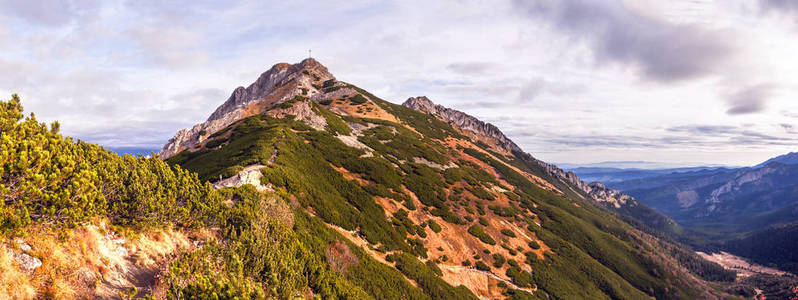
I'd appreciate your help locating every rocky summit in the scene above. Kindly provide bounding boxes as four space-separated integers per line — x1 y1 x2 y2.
159 58 334 158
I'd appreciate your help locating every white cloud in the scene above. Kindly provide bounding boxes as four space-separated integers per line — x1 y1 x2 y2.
0 0 797 166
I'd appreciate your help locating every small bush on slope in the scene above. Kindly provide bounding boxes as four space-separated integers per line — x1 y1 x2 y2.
468 225 496 245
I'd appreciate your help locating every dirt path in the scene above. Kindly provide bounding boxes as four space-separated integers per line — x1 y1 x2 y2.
439 264 537 299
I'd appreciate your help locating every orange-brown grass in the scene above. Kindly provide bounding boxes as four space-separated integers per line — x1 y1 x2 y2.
446 137 560 193
0 242 36 299
327 97 400 123
0 220 207 299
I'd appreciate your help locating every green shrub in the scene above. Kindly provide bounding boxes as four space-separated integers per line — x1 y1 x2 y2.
475 261 491 271
428 220 442 233
431 208 464 225
426 260 443 276
350 94 368 105
467 186 494 201
220 165 244 178
311 101 352 135
205 137 227 149
0 95 224 231
506 267 534 288
501 228 516 238
502 244 518 256
468 225 496 245
492 253 505 268
528 240 541 250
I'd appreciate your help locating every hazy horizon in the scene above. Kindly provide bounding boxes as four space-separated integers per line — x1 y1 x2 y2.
2 0 797 166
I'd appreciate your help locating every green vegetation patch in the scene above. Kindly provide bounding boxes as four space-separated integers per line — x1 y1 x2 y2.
350 94 368 105
468 225 496 245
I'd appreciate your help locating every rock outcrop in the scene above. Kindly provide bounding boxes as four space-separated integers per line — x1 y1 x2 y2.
402 96 638 207
11 239 40 272
403 96 522 153
212 164 273 192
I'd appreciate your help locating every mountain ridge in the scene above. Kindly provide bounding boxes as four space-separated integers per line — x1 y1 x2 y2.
400 95 644 211
757 152 798 167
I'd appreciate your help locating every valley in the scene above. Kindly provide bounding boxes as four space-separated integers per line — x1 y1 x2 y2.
569 153 798 296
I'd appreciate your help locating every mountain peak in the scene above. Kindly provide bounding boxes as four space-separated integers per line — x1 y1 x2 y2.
402 96 436 112
298 57 325 70
207 58 334 121
159 58 336 158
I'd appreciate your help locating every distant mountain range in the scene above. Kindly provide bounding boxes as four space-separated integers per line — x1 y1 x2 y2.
756 152 798 167
565 166 728 183
105 146 161 156
570 152 798 274
557 160 734 170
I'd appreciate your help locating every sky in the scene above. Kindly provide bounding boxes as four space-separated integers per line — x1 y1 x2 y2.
1 0 797 167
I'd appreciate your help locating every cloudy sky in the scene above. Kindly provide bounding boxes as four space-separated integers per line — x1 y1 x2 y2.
1 0 797 167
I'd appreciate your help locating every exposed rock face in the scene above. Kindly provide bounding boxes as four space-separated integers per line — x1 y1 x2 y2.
13 252 41 272
267 98 327 130
213 164 273 192
208 59 334 122
311 87 357 103
10 239 41 272
403 96 522 153
586 182 633 208
538 159 639 207
708 164 779 204
159 58 334 158
402 96 638 207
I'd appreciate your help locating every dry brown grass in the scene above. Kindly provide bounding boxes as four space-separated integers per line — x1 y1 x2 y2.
327 96 400 123
325 241 358 274
0 242 36 299
0 220 204 299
